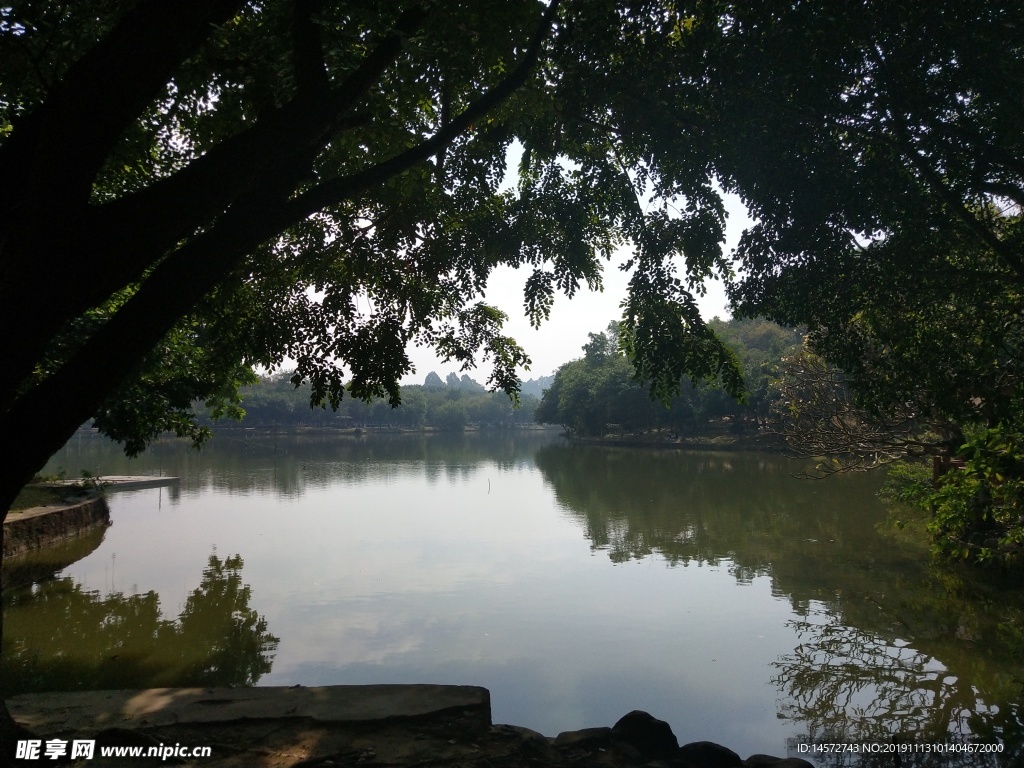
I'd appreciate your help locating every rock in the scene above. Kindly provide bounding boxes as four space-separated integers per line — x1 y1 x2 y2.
495 724 562 762
677 740 743 767
554 726 615 750
611 711 679 760
744 756 816 768
611 740 644 763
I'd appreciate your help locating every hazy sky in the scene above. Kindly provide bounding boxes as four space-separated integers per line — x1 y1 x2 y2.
404 191 752 384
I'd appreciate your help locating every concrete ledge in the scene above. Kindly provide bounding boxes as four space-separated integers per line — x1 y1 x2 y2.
9 685 492 736
57 475 180 491
3 495 110 557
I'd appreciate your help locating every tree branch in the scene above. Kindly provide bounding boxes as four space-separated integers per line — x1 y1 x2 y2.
770 351 951 478
868 47 1024 279
83 6 429 296
290 0 562 217
0 0 245 214
293 0 329 99
0 185 295 501
904 143 1024 278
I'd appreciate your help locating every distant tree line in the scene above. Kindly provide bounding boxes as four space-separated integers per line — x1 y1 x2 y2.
535 318 804 438
226 371 544 431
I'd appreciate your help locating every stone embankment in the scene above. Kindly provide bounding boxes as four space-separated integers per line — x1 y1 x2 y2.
8 685 814 768
4 476 178 558
3 493 110 558
1 523 108 588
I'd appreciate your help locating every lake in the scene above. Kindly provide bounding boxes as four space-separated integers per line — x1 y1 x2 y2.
5 430 1024 765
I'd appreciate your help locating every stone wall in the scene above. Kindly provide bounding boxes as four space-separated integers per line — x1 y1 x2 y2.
3 494 111 558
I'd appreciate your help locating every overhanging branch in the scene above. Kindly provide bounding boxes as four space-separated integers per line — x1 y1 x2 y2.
0 0 246 213
0 0 562 494
289 0 562 216
87 6 430 290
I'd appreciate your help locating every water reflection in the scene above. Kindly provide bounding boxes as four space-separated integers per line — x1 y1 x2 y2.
533 444 889 573
776 605 1024 766
534 444 1024 759
2 524 108 589
22 433 1024 760
3 553 278 695
46 430 554 498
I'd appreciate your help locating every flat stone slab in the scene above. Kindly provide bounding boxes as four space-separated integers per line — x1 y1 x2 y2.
9 685 491 736
57 475 180 491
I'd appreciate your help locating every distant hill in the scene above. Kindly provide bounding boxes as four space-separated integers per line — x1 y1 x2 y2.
422 372 486 391
229 370 539 430
421 371 553 398
521 374 555 399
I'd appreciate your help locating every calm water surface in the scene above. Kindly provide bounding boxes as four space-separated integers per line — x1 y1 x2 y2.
5 431 1024 765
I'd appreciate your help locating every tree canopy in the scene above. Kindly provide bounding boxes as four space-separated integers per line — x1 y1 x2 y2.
694 3 1024 563
713 3 1024 428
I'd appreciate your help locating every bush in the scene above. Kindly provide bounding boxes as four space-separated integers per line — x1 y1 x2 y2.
883 425 1024 567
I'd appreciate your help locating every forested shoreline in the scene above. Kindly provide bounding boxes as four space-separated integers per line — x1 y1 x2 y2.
535 318 804 439
222 370 549 431
222 317 803 440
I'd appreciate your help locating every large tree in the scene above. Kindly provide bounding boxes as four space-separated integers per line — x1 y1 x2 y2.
1 2 748 754
693 2 1024 560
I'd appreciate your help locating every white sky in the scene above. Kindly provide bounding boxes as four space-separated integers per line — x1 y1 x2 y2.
404 191 752 384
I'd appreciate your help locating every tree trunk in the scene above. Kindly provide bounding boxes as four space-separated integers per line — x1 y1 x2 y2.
1 515 37 768
0 699 23 768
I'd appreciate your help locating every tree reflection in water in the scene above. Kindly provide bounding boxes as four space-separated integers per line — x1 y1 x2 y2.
3 553 278 695
533 444 1024 765
775 604 1024 767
